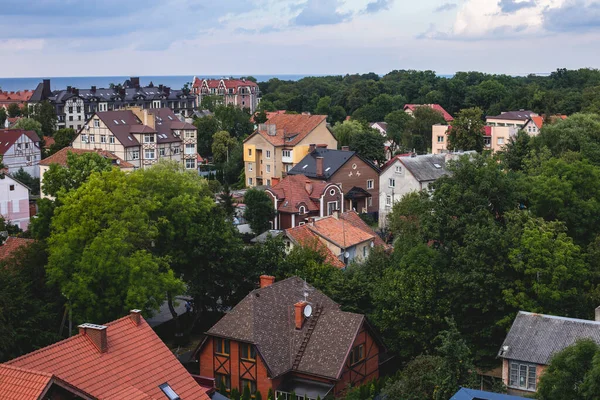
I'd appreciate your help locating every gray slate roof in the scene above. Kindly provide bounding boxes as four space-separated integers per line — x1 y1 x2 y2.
399 154 448 182
498 311 600 365
206 277 364 379
288 149 379 180
487 110 536 121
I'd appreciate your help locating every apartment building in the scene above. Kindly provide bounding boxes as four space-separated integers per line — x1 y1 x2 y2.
432 124 517 153
486 110 537 128
192 77 260 113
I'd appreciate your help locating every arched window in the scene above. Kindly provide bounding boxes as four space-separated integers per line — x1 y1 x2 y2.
299 206 306 215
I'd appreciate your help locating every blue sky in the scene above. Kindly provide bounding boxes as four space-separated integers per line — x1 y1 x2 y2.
1 0 600 77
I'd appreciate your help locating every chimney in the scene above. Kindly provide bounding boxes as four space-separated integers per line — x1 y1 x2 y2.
42 79 51 98
309 144 316 153
159 84 164 92
260 275 275 288
271 177 280 186
596 306 600 322
294 301 307 329
73 88 79 96
341 146 349 151
130 77 140 88
130 309 142 326
316 144 327 148
78 323 108 353
91 86 96 93
66 86 72 93
316 156 324 177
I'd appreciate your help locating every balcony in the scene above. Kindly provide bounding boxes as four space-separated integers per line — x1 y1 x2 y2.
282 152 293 164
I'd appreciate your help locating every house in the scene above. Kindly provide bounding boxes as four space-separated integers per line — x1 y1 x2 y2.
39 147 134 199
404 104 454 122
71 107 196 170
265 174 343 230
288 147 381 215
370 122 387 135
451 387 526 400
0 237 34 260
370 122 396 160
0 129 41 177
195 276 383 399
29 78 196 130
0 90 34 110
522 115 567 136
431 124 518 153
285 210 389 267
498 310 600 395
379 154 449 227
243 114 338 187
0 175 31 230
486 110 537 129
2 310 212 399
192 77 260 113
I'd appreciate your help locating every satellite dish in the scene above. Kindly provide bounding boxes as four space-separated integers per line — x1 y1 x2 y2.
304 304 313 318
344 252 350 259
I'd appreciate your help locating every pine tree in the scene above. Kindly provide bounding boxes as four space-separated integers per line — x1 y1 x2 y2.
230 388 241 400
267 388 274 400
242 384 251 400
255 390 263 400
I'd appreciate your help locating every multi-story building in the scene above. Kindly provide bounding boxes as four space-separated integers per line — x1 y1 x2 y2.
0 90 34 110
29 77 197 130
192 77 260 113
243 114 338 187
0 129 41 177
404 104 454 122
71 108 196 170
432 124 517 153
287 147 381 215
196 276 384 399
486 110 537 129
0 174 31 231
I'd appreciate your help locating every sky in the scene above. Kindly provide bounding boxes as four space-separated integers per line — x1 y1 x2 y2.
1 0 600 77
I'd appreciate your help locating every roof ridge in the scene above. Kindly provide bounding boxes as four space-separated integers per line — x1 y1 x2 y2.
518 310 600 325
0 363 53 378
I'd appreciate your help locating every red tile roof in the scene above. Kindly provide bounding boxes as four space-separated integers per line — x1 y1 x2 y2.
308 215 374 249
245 114 328 147
0 90 34 103
285 225 345 268
404 104 454 122
267 174 331 213
0 129 40 155
528 115 567 130
192 77 258 90
6 313 211 400
0 237 34 261
339 210 389 249
42 136 55 149
250 110 287 124
40 147 134 168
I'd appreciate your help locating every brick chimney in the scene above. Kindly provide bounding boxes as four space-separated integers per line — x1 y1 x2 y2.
78 323 108 353
341 146 350 151
596 306 600 322
294 301 307 329
271 177 280 186
260 275 275 288
316 156 324 177
309 144 316 153
130 309 142 326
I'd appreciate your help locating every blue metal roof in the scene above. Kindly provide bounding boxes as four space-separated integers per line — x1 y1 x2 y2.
450 388 526 400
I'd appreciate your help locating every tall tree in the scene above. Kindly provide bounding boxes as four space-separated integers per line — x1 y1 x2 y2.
244 188 275 235
49 128 77 155
447 107 485 152
349 130 386 165
214 105 254 139
409 106 446 152
6 103 21 118
212 131 237 163
32 101 57 137
193 116 220 157
12 117 42 137
0 107 7 127
42 151 112 198
384 110 413 152
332 120 364 147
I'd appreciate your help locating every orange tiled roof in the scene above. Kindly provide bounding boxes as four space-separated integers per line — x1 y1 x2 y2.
40 146 134 168
339 210 390 249
404 104 454 122
0 237 34 261
267 174 331 213
308 215 374 248
530 115 568 130
0 90 34 103
245 114 328 147
285 225 345 268
6 313 211 400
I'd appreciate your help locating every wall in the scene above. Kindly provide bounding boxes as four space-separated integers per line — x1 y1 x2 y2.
2 133 41 178
296 122 338 156
0 176 30 230
485 117 527 128
431 125 450 154
72 117 130 166
378 159 421 227
330 155 379 214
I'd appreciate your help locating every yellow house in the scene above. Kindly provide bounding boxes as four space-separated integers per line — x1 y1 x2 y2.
243 114 337 187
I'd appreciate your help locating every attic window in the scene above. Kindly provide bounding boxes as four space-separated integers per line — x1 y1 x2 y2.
433 163 442 169
159 383 181 400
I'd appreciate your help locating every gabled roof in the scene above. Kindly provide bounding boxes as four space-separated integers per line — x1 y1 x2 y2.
524 115 567 130
6 313 210 399
338 210 389 249
370 122 387 131
152 108 195 144
192 77 258 89
389 154 448 182
245 114 328 147
0 90 34 103
307 214 375 249
93 111 153 147
0 237 34 261
486 110 536 122
267 174 332 213
39 147 134 168
451 387 526 400
285 226 345 268
0 130 40 155
404 104 454 122
205 277 364 379
288 149 380 180
498 311 600 365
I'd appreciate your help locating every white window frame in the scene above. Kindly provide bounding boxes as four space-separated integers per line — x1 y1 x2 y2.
327 201 338 215
185 143 195 155
186 159 196 169
282 149 291 158
109 136 115 144
367 179 374 189
248 163 253 172
395 165 402 173
266 164 271 173
145 149 155 159
386 195 392 207
389 178 396 188
89 134 95 143
131 150 140 160
144 134 155 143
266 150 271 159
248 177 253 186
100 135 106 143
299 206 306 215
497 137 505 145
509 361 537 391
81 134 88 143
437 135 444 143
93 119 100 127
159 148 166 156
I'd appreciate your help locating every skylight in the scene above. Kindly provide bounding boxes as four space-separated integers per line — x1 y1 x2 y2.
121 120 126 124
302 164 308 169
325 167 331 172
168 116 173 120
113 120 119 125
128 136 133 141
433 163 442 169
159 383 180 400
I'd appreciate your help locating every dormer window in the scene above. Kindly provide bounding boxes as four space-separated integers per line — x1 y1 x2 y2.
144 134 155 143
299 206 306 215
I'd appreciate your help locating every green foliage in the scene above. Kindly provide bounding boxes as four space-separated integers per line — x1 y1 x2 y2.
193 116 220 157
254 390 263 400
49 128 77 155
0 107 7 127
244 188 276 234
349 129 386 165
42 151 112 198
230 388 241 400
500 130 532 171
212 131 237 163
31 101 57 137
12 117 42 137
11 168 40 195
200 95 222 112
242 383 251 400
267 388 274 400
6 103 21 118
385 110 413 152
381 355 443 400
408 106 446 152
254 110 268 124
214 105 254 139
447 107 485 152
332 120 364 147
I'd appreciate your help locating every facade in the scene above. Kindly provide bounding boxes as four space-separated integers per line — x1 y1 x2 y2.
3 310 211 399
0 90 34 110
486 110 537 128
192 77 260 113
72 108 196 170
265 174 344 230
196 276 383 399
0 175 30 230
498 310 600 396
288 147 381 215
30 78 196 130
39 147 134 199
0 129 41 178
522 115 567 136
431 124 517 153
243 114 338 187
404 104 454 122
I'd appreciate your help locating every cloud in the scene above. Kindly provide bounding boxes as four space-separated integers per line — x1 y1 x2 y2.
293 0 352 26
543 0 600 32
435 3 458 12
498 0 536 13
365 0 394 13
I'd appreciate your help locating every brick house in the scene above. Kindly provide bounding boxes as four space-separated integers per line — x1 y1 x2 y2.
2 310 211 399
498 310 600 396
196 276 383 399
265 174 344 230
287 147 381 216
192 77 260 113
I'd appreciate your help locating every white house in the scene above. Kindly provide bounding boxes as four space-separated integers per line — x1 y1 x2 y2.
0 129 41 178
0 174 30 230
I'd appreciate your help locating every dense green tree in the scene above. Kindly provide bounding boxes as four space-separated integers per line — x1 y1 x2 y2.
214 105 254 139
200 95 222 112
332 120 364 147
349 130 386 165
447 107 485 152
12 117 42 137
254 110 268 124
42 151 112 198
0 108 7 127
315 96 332 115
381 355 443 400
31 101 57 137
11 168 40 195
211 131 237 163
384 110 413 152
244 189 275 234
193 116 220 157
49 128 77 155
500 130 532 171
6 103 21 118
409 106 446 152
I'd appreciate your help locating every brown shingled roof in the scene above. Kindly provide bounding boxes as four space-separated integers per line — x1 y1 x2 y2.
39 147 134 168
94 110 153 147
0 130 40 155
245 114 328 147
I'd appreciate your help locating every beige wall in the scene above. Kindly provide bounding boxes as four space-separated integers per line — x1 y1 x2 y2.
431 125 450 154
486 117 527 128
431 125 516 153
72 117 131 165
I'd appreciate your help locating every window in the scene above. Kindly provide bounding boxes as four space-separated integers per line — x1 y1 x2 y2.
144 134 155 143
100 135 106 143
215 373 231 392
240 379 257 396
159 383 181 400
145 149 156 159
497 137 505 145
248 163 253 172
240 343 256 361
185 144 195 155
173 146 180 155
159 148 166 156
185 130 195 138
388 178 396 188
81 134 88 143
266 164 271 173
509 362 536 391
109 136 115 144
69 116 73 121
367 179 374 189
349 344 365 365
266 150 271 159
282 149 291 158
484 137 491 146
248 177 253 186
363 246 367 258
9 185 15 191
68 107 73 113
131 151 140 160
186 159 196 169
215 338 230 355
93 119 100 127
395 165 402 173
89 134 95 143
386 195 392 207
76 106 81 113
299 206 306 215
437 135 444 143
327 201 338 215
248 148 252 156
